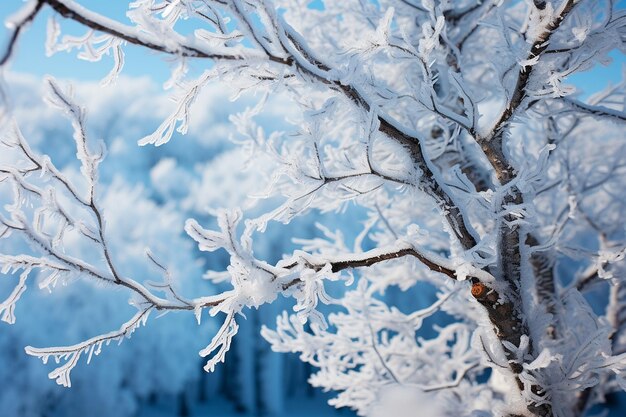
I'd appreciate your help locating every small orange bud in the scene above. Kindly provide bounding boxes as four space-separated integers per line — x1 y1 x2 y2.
471 282 487 298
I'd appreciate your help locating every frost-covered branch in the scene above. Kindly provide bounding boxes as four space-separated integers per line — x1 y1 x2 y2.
0 79 200 385
562 96 626 123
0 0 43 66
481 0 578 182
25 307 153 387
40 0 266 62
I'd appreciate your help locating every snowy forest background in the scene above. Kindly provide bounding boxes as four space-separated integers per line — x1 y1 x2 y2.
1 1 626 416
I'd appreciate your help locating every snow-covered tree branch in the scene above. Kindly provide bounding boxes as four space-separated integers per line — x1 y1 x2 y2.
2 0 626 416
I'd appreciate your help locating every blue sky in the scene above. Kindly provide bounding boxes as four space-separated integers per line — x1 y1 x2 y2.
0 0 625 96
1 1 175 82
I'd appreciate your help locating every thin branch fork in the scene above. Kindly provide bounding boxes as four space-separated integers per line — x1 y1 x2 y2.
464 40 574 309
575 268 600 293
481 0 577 184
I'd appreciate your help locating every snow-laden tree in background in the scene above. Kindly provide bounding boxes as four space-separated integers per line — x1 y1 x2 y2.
1 1 626 416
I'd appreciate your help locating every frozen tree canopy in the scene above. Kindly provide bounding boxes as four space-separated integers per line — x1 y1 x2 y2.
1 0 626 416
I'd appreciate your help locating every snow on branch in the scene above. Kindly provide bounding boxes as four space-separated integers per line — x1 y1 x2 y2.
0 0 43 66
44 77 102 201
562 96 626 123
0 266 29 325
25 307 153 387
0 254 69 323
199 311 238 372
138 70 214 146
185 208 486 329
0 77 198 384
40 0 264 62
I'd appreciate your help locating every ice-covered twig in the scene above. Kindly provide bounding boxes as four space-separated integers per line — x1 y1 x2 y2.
562 96 626 123
25 307 153 387
40 0 265 62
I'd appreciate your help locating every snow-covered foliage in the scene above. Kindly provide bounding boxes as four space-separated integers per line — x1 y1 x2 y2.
1 1 626 416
